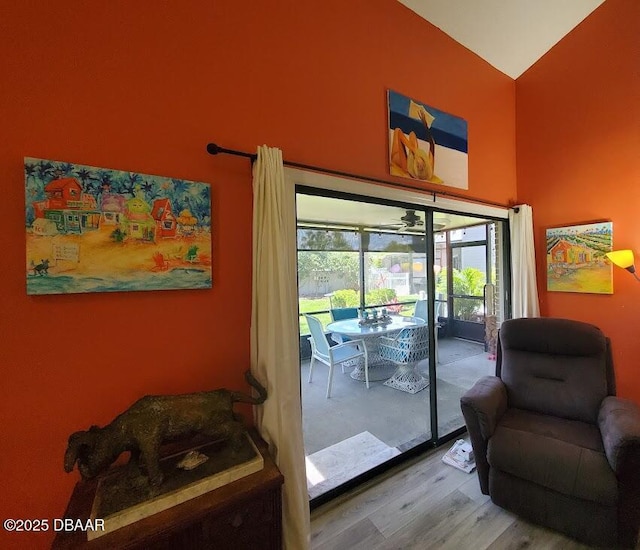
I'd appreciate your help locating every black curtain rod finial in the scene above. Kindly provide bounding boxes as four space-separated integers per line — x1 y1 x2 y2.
206 142 257 161
206 143 221 155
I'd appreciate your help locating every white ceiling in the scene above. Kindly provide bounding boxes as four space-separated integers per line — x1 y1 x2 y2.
396 0 606 79
296 194 488 233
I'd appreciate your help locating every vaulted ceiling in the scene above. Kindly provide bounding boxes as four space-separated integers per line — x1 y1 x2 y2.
396 0 606 78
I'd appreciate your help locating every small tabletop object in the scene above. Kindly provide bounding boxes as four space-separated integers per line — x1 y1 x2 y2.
358 314 392 327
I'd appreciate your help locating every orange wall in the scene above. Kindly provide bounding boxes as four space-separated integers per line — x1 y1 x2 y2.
516 0 640 400
0 1 515 547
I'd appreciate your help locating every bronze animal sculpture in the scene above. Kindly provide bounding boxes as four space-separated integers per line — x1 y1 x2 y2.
64 370 267 486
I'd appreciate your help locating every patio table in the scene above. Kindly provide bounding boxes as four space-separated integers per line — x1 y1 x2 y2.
326 315 426 381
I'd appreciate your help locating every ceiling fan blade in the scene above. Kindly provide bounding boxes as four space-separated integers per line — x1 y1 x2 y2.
377 223 406 228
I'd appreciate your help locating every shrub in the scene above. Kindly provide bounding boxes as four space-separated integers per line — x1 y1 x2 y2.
365 288 397 306
331 289 359 308
437 267 486 320
330 288 400 308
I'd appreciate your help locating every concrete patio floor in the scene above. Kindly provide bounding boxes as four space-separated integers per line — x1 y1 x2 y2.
301 337 496 499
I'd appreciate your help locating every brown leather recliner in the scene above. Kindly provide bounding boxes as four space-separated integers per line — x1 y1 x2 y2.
461 317 640 547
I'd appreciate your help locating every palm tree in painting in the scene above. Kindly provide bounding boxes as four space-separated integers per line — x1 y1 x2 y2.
128 172 141 186
52 162 74 179
36 160 54 185
74 167 94 192
24 162 42 202
172 179 188 197
192 193 209 224
194 186 210 222
24 162 36 184
96 170 113 191
141 179 159 200
109 173 124 194
121 172 141 196
199 184 210 203
186 182 205 207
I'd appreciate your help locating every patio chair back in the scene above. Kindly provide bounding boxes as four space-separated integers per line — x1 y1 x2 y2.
414 299 441 323
414 299 428 322
329 307 359 344
330 307 359 321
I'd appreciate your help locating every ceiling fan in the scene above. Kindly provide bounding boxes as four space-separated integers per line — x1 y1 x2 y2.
399 209 424 228
378 209 425 231
375 209 450 232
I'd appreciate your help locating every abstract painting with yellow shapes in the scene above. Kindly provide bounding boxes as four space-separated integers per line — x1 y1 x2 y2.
25 158 212 295
546 221 613 294
388 90 468 189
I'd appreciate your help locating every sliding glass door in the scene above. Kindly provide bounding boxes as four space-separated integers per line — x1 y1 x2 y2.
296 187 510 504
297 194 432 502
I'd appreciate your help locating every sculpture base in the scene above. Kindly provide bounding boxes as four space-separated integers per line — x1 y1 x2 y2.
89 433 263 540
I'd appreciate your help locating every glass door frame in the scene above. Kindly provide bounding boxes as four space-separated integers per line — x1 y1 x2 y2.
426 206 512 446
291 169 512 507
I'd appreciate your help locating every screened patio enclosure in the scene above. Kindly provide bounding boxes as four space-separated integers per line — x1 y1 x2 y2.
296 189 509 504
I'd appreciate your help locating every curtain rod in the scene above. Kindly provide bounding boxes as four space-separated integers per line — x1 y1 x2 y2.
205 143 518 212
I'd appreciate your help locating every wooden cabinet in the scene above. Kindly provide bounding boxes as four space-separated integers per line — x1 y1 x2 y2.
53 431 283 550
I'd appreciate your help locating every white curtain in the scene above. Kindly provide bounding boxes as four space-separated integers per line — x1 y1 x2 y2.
250 145 310 549
509 204 540 318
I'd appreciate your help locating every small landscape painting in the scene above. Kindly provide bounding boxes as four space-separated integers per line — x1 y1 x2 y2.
25 158 212 295
546 221 612 294
388 90 468 189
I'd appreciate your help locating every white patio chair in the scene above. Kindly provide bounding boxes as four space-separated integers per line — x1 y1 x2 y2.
305 314 369 398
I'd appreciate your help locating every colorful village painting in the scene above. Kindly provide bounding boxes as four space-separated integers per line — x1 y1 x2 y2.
388 90 468 189
546 221 613 294
25 158 212 295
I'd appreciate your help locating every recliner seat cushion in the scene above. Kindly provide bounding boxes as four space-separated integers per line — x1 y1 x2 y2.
488 408 617 506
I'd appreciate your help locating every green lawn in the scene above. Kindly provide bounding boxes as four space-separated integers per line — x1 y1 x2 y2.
298 297 332 334
298 296 332 314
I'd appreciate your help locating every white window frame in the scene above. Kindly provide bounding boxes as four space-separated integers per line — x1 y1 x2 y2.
284 167 508 221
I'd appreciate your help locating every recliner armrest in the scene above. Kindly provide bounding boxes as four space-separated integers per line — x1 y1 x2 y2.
599 395 640 477
460 376 507 440
460 376 507 495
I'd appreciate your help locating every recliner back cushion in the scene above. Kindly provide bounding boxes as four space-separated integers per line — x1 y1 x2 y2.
498 318 609 424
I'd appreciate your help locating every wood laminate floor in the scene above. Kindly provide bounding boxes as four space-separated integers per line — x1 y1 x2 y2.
310 441 637 550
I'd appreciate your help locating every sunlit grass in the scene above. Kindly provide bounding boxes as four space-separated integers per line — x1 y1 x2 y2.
547 264 612 294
